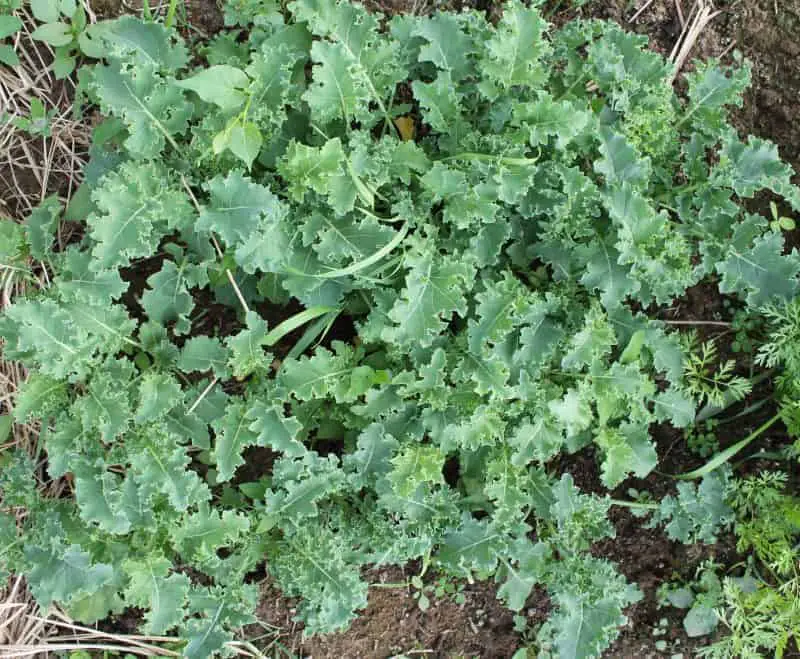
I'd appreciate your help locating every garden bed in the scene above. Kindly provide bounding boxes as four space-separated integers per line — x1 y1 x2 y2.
1 0 799 657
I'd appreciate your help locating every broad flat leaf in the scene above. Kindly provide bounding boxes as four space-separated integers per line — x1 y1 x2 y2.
171 504 250 558
31 22 73 47
136 372 183 423
683 60 750 133
498 539 550 611
267 523 368 635
13 374 67 422
101 15 189 70
92 61 193 158
75 370 132 441
579 238 637 309
212 402 262 482
594 128 650 187
653 389 695 428
226 121 263 168
510 417 563 466
383 244 473 347
57 248 127 303
292 0 400 123
140 261 196 335
278 138 344 203
411 72 466 139
246 401 306 458
0 16 22 39
553 592 630 659
0 44 19 66
412 12 474 81
436 517 505 574
468 273 528 354
25 545 115 608
25 196 61 261
716 232 800 306
0 298 134 380
304 41 365 123
713 134 796 198
88 161 191 269
73 460 133 534
226 311 270 378
684 604 718 637
198 171 284 246
388 444 444 497
30 0 59 23
481 0 550 90
512 95 590 149
178 337 231 378
343 423 398 483
183 616 232 659
131 428 211 512
594 424 657 489
176 65 249 111
124 558 190 634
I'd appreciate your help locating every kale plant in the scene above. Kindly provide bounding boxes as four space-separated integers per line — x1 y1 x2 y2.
1 0 799 656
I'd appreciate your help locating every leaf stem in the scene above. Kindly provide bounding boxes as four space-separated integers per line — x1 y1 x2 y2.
188 377 218 415
609 499 659 510
181 176 249 314
164 0 179 28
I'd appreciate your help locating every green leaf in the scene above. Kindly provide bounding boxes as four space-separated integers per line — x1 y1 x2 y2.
716 232 800 306
91 61 193 157
141 260 196 336
101 15 189 70
246 401 306 458
512 95 590 149
0 298 135 380
136 372 183 423
226 311 270 379
0 15 22 39
226 121 263 169
212 402 261 482
131 426 210 512
25 545 116 609
382 242 473 347
436 517 505 575
57 248 127 304
87 161 192 269
0 416 11 443
0 44 19 66
278 138 344 203
594 128 650 187
31 22 73 47
73 460 134 534
171 504 250 559
124 558 190 634
481 0 550 91
412 12 474 81
176 65 249 111
198 171 284 247
178 337 231 378
594 424 657 489
30 0 59 23
388 444 444 497
13 374 67 422
653 389 695 428
25 196 61 261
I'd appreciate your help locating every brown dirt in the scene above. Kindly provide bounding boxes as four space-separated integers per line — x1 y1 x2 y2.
256 568 521 658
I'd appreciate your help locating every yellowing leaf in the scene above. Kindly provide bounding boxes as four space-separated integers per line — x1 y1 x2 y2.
394 116 415 142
